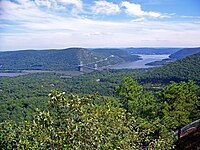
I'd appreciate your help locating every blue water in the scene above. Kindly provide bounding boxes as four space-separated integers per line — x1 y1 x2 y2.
110 54 169 69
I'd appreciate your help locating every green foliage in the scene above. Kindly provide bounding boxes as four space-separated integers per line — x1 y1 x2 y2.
117 77 156 119
142 52 200 84
1 65 199 124
146 47 200 66
0 49 199 149
158 81 200 130
1 76 199 149
0 73 73 122
0 70 140 122
63 69 142 95
116 78 200 147
0 91 174 149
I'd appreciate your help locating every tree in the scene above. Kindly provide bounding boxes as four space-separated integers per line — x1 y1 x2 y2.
158 80 200 130
117 77 157 119
0 90 174 149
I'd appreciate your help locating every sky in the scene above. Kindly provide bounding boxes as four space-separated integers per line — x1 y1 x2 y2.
0 0 200 51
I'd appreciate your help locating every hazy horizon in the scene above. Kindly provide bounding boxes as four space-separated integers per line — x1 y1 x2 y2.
2 46 200 52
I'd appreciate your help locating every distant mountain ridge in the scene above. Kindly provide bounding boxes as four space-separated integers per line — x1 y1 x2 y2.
124 48 180 54
169 47 200 59
0 48 139 71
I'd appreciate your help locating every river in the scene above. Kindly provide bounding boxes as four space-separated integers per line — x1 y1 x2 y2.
109 54 169 69
0 55 169 76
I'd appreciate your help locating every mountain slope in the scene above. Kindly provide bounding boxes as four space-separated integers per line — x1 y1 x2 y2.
0 48 138 71
169 47 200 60
92 48 140 62
146 47 200 66
142 52 200 83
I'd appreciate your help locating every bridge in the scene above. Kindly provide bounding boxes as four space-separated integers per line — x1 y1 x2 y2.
78 55 114 71
78 63 98 71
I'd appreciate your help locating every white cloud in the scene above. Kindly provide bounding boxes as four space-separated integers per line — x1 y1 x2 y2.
0 0 57 22
55 0 83 15
131 17 145 22
1 18 200 50
34 0 67 11
0 0 82 22
92 1 120 15
57 0 82 9
34 0 52 8
121 1 161 18
181 15 200 19
0 0 199 50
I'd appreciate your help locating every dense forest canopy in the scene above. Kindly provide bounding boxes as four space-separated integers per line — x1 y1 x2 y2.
0 52 200 123
0 48 200 149
1 77 199 149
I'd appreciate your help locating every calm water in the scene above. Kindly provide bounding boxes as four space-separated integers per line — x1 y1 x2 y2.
0 73 29 77
110 54 169 69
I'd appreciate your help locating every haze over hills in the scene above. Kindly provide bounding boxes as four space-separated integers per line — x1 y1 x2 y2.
0 48 140 71
124 48 180 55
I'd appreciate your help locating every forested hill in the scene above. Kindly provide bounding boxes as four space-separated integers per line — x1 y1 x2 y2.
146 47 200 66
0 48 139 71
169 47 200 60
142 52 200 83
92 48 140 62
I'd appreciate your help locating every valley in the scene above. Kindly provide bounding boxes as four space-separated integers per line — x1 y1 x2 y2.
0 47 199 149
1 0 199 148
0 48 140 72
